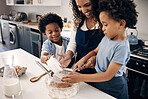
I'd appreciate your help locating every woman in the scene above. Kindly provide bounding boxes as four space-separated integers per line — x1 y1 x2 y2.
58 0 104 74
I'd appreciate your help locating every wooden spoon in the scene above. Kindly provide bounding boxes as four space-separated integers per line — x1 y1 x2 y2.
30 70 52 82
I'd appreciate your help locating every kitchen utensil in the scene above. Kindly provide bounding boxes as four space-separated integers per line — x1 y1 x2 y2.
35 60 52 77
126 27 138 45
46 56 63 74
30 70 52 82
14 12 27 22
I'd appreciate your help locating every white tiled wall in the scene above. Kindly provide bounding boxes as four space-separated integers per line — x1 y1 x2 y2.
7 0 73 22
0 0 7 15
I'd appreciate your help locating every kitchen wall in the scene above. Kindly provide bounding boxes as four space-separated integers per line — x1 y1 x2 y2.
7 0 73 22
2 0 148 41
134 0 148 41
0 0 7 15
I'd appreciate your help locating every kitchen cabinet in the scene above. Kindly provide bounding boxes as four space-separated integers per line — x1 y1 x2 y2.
33 0 61 6
6 0 14 5
6 0 61 6
17 25 31 53
30 28 41 58
24 27 32 53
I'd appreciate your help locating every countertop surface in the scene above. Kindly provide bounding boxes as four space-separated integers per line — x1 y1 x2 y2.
1 19 72 38
0 49 115 99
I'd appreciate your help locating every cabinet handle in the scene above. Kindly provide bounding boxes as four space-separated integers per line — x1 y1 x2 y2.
18 27 22 29
25 28 30 31
142 64 145 68
38 40 41 57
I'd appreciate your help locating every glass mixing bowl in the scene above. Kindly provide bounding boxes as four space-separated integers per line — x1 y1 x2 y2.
45 69 79 98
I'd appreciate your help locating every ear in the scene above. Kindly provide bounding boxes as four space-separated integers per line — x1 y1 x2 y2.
120 19 126 27
43 33 46 36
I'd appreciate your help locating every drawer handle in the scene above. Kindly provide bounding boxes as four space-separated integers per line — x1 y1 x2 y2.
142 64 145 68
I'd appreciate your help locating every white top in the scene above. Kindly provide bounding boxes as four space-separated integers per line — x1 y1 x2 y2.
66 19 99 55
0 49 115 99
54 43 65 61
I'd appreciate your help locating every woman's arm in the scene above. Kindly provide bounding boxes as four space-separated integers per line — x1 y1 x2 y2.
59 30 76 67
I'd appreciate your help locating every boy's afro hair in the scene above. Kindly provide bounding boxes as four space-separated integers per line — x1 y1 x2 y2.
38 13 63 33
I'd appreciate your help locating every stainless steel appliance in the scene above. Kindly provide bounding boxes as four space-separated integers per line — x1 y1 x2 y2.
127 40 148 99
30 28 41 58
8 23 18 49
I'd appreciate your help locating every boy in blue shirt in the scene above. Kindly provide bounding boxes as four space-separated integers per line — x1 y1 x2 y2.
38 13 69 63
61 0 138 99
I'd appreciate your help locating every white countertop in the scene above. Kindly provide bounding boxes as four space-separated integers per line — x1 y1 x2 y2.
0 49 115 99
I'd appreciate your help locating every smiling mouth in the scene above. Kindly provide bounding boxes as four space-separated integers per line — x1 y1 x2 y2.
85 11 91 16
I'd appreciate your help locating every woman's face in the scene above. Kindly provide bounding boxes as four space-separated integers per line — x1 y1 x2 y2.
44 23 61 44
76 0 93 18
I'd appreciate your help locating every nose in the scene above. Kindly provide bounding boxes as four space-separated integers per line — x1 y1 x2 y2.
102 26 105 32
52 31 56 36
81 7 87 14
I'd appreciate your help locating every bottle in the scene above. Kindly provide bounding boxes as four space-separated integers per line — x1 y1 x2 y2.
2 55 21 98
63 18 68 28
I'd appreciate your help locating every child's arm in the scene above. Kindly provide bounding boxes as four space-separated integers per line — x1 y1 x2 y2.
73 47 99 71
62 62 122 83
40 52 52 64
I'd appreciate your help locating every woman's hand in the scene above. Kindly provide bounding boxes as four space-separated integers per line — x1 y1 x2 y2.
85 56 96 68
58 53 72 68
61 72 82 83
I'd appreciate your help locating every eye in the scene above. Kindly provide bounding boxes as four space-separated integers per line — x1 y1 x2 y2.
48 31 52 34
103 23 108 27
55 29 60 32
77 5 81 8
84 3 91 7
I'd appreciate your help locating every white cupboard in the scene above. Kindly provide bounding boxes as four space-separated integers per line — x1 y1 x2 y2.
6 0 61 6
33 0 61 6
6 0 14 5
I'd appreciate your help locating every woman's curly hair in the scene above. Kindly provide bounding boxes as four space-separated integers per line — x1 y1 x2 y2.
38 13 63 33
69 0 100 29
98 0 138 28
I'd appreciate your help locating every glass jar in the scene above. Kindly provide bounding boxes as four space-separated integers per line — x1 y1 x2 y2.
45 69 79 98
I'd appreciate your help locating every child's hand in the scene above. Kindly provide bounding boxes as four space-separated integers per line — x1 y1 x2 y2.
61 72 82 83
58 53 72 68
73 58 87 71
40 55 51 64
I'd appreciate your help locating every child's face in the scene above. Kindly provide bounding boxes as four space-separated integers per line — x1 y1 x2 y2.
99 11 124 40
44 23 61 44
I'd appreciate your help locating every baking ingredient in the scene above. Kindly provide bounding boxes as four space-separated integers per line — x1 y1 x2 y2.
3 78 21 97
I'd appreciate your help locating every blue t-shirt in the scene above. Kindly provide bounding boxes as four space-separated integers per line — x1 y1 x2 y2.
95 36 130 77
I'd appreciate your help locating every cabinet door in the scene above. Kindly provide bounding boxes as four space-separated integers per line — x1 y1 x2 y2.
30 29 41 58
24 27 32 53
33 0 61 6
17 25 25 49
6 0 14 5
